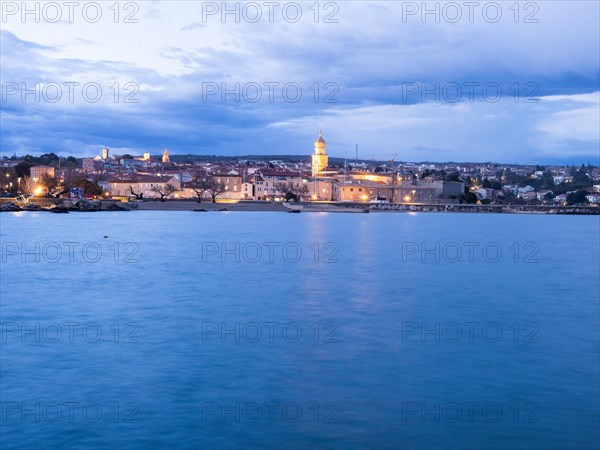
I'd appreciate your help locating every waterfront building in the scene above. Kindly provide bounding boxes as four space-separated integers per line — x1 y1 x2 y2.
391 181 464 203
336 180 392 202
254 169 303 200
308 179 336 201
82 158 99 174
100 175 181 198
30 165 55 181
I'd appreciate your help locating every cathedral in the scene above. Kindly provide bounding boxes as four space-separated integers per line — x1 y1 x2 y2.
311 130 329 177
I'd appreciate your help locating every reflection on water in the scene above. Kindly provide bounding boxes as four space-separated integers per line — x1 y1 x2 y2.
1 211 598 449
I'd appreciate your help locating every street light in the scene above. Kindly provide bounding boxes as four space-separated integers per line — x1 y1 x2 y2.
313 161 319 201
412 189 416 203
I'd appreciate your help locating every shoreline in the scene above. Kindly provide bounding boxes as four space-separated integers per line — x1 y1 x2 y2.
139 201 600 215
1 199 598 215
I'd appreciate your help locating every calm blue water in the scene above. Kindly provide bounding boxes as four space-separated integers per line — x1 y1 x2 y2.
1 211 598 449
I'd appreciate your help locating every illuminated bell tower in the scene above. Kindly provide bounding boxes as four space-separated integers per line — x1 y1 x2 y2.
311 130 328 177
162 148 170 164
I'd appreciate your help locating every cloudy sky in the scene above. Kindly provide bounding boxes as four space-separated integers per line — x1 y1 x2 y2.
1 0 599 163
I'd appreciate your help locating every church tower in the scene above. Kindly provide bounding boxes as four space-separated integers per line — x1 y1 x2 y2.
311 130 328 177
162 148 170 164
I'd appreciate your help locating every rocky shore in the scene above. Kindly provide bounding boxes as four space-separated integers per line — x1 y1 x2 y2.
1 199 597 215
365 203 599 214
0 199 137 213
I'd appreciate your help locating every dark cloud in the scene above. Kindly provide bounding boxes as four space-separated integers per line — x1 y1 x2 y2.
1 1 598 162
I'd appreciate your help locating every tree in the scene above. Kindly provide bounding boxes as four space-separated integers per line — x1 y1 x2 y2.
21 176 34 194
445 172 461 182
68 178 103 196
573 165 590 184
189 179 210 203
206 178 226 203
503 168 519 185
567 190 589 205
275 181 306 202
39 153 59 166
60 157 78 185
462 187 477 204
150 184 176 201
129 186 143 200
40 173 59 195
540 171 554 189
542 192 555 203
15 162 30 179
482 178 492 188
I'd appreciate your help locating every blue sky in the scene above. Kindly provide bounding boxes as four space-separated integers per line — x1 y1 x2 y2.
1 0 599 163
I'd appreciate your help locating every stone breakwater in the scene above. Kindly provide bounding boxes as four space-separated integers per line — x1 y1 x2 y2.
0 199 137 213
366 203 599 215
1 199 597 215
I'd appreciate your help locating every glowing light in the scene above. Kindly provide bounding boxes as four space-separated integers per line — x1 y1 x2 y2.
403 195 411 202
361 195 368 201
34 186 43 196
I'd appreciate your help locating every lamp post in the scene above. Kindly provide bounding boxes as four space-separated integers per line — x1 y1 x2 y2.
412 189 416 203
313 161 319 201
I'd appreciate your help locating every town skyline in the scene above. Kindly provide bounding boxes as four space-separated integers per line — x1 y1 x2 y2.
3 147 600 167
3 130 599 207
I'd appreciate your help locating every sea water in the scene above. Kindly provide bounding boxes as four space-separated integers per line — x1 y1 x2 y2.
1 211 598 449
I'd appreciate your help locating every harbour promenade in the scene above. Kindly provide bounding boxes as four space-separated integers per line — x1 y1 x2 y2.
1 198 598 214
